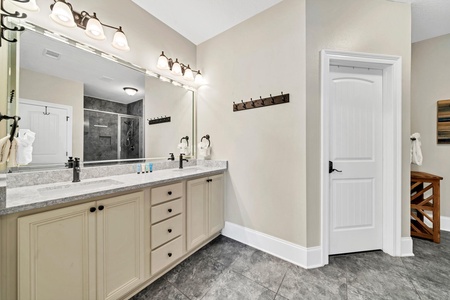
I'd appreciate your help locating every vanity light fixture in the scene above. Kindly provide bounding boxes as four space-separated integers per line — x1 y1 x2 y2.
49 0 130 51
10 0 40 12
123 87 138 96
157 51 204 84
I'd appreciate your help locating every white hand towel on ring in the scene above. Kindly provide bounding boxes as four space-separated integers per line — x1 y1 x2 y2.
410 132 423 166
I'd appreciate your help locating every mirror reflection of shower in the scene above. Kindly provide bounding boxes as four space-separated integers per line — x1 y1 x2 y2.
124 120 135 152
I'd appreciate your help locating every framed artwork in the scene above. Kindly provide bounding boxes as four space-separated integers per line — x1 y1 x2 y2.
437 100 450 144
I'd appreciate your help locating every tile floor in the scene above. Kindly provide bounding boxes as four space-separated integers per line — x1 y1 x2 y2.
132 231 450 300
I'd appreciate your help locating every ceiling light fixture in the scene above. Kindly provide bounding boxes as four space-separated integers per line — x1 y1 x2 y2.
123 87 138 96
49 0 130 51
157 51 204 84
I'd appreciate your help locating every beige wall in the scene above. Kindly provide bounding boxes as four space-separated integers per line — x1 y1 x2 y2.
305 0 412 245
197 0 308 245
411 34 450 217
144 77 193 158
19 68 84 159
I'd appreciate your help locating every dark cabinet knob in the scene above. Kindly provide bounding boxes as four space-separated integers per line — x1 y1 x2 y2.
168 208 173 213
168 229 172 233
98 205 104 211
90 207 96 213
206 179 212 182
168 191 172 195
168 253 172 257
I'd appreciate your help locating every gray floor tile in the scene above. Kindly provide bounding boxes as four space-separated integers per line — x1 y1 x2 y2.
408 273 450 300
231 248 291 292
200 235 254 267
164 255 226 299
202 269 276 300
131 278 188 300
278 264 347 300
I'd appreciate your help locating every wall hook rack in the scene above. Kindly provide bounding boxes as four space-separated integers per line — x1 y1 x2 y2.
147 115 171 125
233 92 290 112
1 0 29 47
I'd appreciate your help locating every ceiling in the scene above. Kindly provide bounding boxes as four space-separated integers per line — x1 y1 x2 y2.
131 0 283 45
132 0 450 45
20 30 145 104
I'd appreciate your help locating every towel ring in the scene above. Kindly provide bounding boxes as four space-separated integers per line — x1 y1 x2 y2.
201 134 211 148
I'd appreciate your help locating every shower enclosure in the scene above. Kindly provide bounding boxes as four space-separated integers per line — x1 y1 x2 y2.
84 110 143 162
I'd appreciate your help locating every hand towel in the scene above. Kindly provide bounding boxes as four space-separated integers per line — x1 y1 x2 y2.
0 135 11 164
17 129 36 165
410 133 423 166
198 141 211 160
178 142 190 155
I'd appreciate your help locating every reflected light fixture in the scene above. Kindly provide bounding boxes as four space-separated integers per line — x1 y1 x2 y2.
157 51 204 84
123 87 138 96
49 0 130 51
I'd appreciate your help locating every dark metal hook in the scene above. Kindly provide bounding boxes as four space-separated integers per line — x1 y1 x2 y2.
260 96 265 106
270 94 275 104
250 98 255 107
241 100 246 109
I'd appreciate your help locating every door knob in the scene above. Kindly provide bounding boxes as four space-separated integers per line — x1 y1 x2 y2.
329 161 342 174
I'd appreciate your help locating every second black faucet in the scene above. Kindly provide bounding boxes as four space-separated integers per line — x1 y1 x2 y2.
179 153 188 169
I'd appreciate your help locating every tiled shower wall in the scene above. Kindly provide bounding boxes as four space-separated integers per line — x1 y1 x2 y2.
83 96 143 161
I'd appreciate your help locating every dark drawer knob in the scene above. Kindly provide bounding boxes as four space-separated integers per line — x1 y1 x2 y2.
90 207 96 213
206 179 212 182
168 208 173 213
168 253 172 257
168 229 172 233
168 191 172 195
98 205 104 211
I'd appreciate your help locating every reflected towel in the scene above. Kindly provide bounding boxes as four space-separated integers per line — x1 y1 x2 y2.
17 129 36 165
0 135 18 167
410 133 423 166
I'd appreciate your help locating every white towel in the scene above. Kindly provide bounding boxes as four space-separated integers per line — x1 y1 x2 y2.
178 142 190 155
17 129 36 165
198 141 211 160
410 133 423 166
0 135 18 167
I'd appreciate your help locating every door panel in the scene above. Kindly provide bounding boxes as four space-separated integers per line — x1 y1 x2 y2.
186 178 208 250
329 66 383 255
209 174 224 235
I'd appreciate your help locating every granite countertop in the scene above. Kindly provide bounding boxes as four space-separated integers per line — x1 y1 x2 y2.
1 165 226 216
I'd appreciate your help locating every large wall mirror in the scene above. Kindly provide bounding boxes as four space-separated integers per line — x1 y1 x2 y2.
7 24 194 171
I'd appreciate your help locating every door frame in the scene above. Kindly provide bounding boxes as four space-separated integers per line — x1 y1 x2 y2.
320 50 402 265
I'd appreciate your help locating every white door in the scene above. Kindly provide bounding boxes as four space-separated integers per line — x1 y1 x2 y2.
19 99 72 164
329 66 383 255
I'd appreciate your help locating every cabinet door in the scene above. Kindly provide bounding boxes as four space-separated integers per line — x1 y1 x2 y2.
18 202 96 300
186 178 209 250
209 174 224 235
96 192 145 300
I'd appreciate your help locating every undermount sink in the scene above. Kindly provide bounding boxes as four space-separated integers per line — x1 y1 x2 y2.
38 179 123 195
172 167 203 172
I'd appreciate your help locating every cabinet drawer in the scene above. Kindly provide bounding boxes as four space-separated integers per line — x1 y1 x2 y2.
151 214 183 249
152 199 183 224
151 182 183 205
151 236 183 275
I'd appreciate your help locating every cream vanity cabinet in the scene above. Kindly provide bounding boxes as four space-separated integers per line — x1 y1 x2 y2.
17 191 145 300
186 174 224 250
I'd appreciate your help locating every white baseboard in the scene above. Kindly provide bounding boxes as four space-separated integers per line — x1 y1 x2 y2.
222 222 323 269
441 216 450 232
400 237 414 257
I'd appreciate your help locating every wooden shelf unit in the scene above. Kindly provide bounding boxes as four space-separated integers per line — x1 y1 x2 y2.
410 171 443 243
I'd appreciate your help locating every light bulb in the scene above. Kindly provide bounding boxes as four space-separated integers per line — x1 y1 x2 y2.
112 27 130 51
157 51 170 70
195 71 203 84
171 59 182 76
12 0 40 12
49 1 76 27
85 14 105 40
123 87 138 96
183 65 194 81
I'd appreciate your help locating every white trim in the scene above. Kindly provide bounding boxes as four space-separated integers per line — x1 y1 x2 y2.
222 222 322 269
320 50 403 265
401 237 414 257
441 216 450 232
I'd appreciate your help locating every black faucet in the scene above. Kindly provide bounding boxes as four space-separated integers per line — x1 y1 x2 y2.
168 153 175 161
179 154 189 169
73 157 81 182
65 157 74 168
